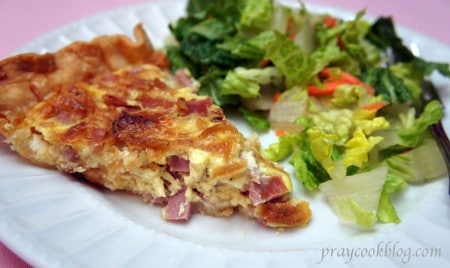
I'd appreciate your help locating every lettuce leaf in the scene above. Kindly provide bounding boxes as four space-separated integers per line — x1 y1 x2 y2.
343 128 383 168
337 198 378 228
238 107 271 132
376 172 406 223
220 71 260 98
384 138 447 183
264 31 313 88
359 67 412 104
366 16 450 81
316 10 381 74
189 18 235 40
197 68 239 106
319 166 388 228
218 30 276 60
290 132 331 190
263 133 301 161
307 128 339 176
397 100 443 147
239 0 273 33
220 67 282 100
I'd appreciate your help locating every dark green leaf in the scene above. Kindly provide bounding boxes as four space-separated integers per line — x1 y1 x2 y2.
165 46 199 76
238 107 270 132
360 67 412 104
366 17 415 62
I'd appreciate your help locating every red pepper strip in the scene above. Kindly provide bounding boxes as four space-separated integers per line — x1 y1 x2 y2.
362 101 387 111
260 58 271 67
275 129 288 137
340 72 361 84
320 69 376 95
272 91 282 103
340 72 376 95
307 81 343 96
323 15 337 28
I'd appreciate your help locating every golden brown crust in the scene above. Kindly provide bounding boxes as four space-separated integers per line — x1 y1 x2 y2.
0 24 154 136
255 199 312 228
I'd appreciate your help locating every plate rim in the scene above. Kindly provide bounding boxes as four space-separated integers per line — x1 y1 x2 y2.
1 1 449 267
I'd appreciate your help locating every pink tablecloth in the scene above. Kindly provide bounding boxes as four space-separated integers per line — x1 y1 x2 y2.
0 0 449 266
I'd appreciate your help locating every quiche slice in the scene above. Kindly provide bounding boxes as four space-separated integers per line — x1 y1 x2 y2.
0 27 311 228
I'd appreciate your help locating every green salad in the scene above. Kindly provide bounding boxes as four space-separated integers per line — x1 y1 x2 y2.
165 0 450 228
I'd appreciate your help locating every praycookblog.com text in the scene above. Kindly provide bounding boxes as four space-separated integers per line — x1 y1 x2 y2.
317 241 442 264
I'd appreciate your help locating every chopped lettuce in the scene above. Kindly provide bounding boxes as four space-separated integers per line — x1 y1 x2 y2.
310 109 353 145
343 128 383 169
397 100 443 147
330 84 367 108
359 67 412 104
264 31 314 88
290 132 332 190
238 107 271 132
316 10 381 74
220 71 260 98
189 18 235 40
167 0 450 229
384 137 447 183
367 16 450 78
263 133 301 162
376 172 406 223
337 198 378 228
239 0 273 33
319 166 388 228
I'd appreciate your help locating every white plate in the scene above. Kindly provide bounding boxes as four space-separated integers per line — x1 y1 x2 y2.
1 0 449 267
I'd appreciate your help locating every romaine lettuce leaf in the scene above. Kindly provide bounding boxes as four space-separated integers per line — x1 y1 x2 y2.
238 107 271 132
220 71 260 98
359 67 412 104
189 18 235 40
264 31 313 88
337 198 378 228
311 109 353 145
290 132 332 190
239 0 273 33
218 30 276 60
343 128 383 168
376 172 406 223
319 165 388 228
307 128 339 176
263 133 301 161
397 100 443 147
197 68 239 106
385 137 447 184
366 16 450 77
316 10 381 73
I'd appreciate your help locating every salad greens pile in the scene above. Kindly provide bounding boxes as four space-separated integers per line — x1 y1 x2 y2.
166 0 450 228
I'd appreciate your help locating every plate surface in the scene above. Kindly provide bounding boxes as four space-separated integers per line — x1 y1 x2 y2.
0 0 449 267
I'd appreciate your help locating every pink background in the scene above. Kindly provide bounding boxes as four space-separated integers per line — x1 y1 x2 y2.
0 0 449 266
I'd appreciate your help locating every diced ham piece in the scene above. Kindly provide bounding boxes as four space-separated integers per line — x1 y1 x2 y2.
62 146 79 162
103 94 128 107
139 95 174 109
249 176 289 206
185 98 212 116
54 110 72 123
175 69 194 87
89 128 107 142
163 188 192 221
166 155 190 173
101 73 118 82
